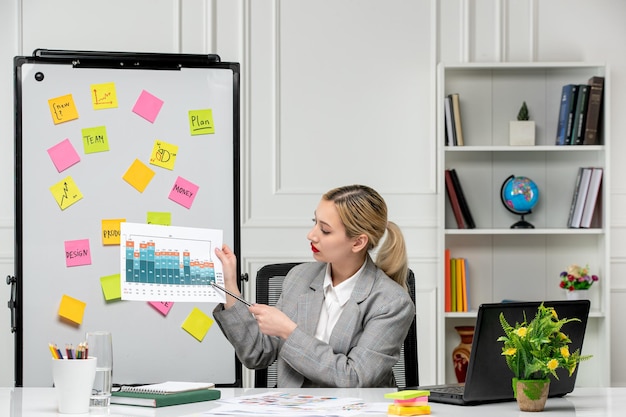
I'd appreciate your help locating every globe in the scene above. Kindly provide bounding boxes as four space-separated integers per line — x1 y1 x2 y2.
500 175 539 228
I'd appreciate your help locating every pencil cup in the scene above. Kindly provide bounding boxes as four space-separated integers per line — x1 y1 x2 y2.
51 357 97 414
86 330 113 407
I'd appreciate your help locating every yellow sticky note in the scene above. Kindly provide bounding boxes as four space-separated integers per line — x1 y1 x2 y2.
385 390 430 400
91 82 118 110
48 94 79 124
182 307 214 342
58 294 87 324
122 159 155 193
82 126 110 154
188 109 215 135
147 211 171 226
49 176 83 210
387 404 431 416
149 140 178 170
100 274 121 301
101 219 125 246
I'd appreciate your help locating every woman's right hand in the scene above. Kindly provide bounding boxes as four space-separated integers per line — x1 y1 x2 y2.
215 244 240 308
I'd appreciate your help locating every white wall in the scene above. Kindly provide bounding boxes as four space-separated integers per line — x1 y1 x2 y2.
1 0 625 388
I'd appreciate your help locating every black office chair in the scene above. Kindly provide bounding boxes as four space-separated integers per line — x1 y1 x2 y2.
254 263 419 389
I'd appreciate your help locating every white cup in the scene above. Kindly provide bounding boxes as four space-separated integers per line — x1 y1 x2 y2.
86 330 113 407
51 357 97 414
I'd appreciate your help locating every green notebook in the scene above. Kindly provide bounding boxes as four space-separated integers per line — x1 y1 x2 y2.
111 388 221 408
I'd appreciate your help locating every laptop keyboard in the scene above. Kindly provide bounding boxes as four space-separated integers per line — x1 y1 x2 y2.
432 385 465 395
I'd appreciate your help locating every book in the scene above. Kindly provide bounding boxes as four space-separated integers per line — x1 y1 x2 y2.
569 167 592 228
566 167 584 228
451 93 464 146
444 95 456 146
555 84 578 145
449 168 476 228
117 381 215 394
111 388 221 408
583 76 605 145
571 84 590 145
445 169 465 229
580 168 603 228
455 258 463 312
450 257 457 312
444 249 451 312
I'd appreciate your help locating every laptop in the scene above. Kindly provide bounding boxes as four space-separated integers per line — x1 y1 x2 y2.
416 300 590 406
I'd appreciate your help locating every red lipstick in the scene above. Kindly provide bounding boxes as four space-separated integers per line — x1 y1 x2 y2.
310 243 320 253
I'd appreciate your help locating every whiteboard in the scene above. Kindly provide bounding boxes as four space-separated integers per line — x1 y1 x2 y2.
14 51 241 387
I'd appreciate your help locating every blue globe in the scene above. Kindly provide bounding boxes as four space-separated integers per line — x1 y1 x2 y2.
500 175 539 228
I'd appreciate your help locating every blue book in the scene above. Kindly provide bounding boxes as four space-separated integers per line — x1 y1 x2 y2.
555 84 578 145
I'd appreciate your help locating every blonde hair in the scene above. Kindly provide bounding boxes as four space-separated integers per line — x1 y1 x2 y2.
323 185 408 289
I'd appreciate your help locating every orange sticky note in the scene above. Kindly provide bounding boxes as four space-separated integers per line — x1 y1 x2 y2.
101 218 125 245
149 140 178 170
91 82 118 110
100 274 121 301
122 159 155 193
49 176 83 210
48 94 79 124
58 294 87 324
182 307 213 342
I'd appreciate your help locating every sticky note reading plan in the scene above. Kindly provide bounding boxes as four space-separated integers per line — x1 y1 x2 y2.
58 294 87 324
182 307 213 341
64 239 91 267
168 176 199 209
47 139 80 172
48 94 79 124
188 109 215 135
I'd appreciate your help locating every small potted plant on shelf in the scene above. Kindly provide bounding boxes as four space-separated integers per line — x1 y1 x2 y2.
498 303 592 412
509 101 535 146
560 264 599 300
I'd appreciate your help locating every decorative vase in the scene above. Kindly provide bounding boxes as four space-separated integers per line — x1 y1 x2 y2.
509 120 536 146
565 289 589 301
513 378 550 412
452 326 475 383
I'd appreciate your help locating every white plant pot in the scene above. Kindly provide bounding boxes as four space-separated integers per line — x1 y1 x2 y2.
509 120 535 146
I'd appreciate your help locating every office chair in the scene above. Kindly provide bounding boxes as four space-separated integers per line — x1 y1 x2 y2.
254 263 419 389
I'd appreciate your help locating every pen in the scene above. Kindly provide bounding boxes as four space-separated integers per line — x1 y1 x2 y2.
211 282 252 306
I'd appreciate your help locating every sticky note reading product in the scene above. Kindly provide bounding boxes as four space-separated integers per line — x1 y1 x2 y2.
149 301 174 316
64 239 91 267
149 140 178 170
58 294 87 324
132 90 164 123
101 219 126 245
48 94 79 124
147 211 171 226
123 159 155 193
82 126 110 154
47 139 81 172
182 307 214 341
100 274 121 301
50 176 83 210
168 176 199 209
91 82 118 110
188 109 215 135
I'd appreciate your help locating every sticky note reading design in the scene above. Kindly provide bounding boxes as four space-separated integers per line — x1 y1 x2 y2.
149 301 174 316
91 82 118 110
64 239 91 267
188 109 215 135
147 211 171 226
58 294 87 324
149 140 178 170
100 274 121 301
82 126 110 154
47 139 80 172
168 176 199 209
182 307 214 342
132 90 164 123
50 176 83 210
122 159 155 193
101 218 126 245
48 94 79 124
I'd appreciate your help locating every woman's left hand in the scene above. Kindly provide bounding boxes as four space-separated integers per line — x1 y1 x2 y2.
249 304 297 340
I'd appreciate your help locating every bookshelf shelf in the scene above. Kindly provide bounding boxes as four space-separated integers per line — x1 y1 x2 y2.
437 62 610 387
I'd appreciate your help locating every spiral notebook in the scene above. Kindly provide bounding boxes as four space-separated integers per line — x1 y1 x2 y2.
119 381 215 394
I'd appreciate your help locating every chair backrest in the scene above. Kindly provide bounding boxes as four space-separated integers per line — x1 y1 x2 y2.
254 263 419 389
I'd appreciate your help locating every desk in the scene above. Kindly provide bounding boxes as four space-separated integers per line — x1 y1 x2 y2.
1 387 624 416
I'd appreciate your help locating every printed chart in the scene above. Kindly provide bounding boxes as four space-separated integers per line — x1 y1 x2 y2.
120 222 225 302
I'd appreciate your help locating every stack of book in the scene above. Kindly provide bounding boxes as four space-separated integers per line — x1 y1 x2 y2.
110 381 219 408
444 93 465 146
444 249 470 313
385 390 431 416
568 167 603 228
555 76 604 146
444 169 475 229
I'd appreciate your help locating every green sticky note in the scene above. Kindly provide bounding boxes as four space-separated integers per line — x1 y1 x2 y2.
384 390 430 400
100 274 121 301
82 126 110 153
147 211 171 226
188 109 215 135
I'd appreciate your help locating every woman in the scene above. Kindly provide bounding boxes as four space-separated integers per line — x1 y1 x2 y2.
213 184 415 387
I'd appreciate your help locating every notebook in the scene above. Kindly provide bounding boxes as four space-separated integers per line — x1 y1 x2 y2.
415 300 590 406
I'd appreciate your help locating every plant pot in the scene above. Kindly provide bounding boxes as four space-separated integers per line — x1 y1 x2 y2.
565 289 589 301
509 120 535 146
513 378 550 412
452 326 475 383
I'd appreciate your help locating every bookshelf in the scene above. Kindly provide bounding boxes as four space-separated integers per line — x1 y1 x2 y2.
437 63 610 387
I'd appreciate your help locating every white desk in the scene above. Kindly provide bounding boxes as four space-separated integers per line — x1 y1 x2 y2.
1 387 624 416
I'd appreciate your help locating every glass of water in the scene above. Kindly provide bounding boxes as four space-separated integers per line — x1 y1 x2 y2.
85 330 113 407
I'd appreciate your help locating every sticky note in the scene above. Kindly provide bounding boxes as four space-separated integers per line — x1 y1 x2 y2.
188 109 215 135
387 404 431 416
394 397 428 405
123 159 155 193
100 274 121 301
91 82 118 109
385 390 430 400
168 176 199 209
101 219 125 245
149 140 178 170
149 301 174 316
50 176 83 210
58 294 87 324
47 139 80 172
82 126 110 154
147 211 171 226
182 307 213 342
48 94 79 124
132 90 164 123
64 239 91 267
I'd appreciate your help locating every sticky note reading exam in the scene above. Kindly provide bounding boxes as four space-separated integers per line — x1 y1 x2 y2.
58 294 87 324
188 109 215 135
101 219 126 245
149 140 178 170
64 239 91 267
147 211 171 226
168 176 199 209
149 301 174 316
47 139 80 172
182 307 213 342
82 126 110 154
48 94 79 124
132 90 164 123
100 274 121 301
50 176 83 210
91 82 118 110
122 159 155 193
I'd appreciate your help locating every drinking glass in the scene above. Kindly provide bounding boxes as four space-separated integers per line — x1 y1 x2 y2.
86 330 113 407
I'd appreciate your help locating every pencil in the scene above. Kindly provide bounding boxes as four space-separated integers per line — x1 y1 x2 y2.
211 282 252 306
48 343 59 359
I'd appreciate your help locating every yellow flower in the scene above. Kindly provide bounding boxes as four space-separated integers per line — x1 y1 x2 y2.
547 359 559 371
503 348 517 356
514 327 528 337
551 309 558 320
560 346 570 358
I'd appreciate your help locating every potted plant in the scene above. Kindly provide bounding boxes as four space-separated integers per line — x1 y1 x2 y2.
498 303 592 412
560 264 599 300
509 101 535 146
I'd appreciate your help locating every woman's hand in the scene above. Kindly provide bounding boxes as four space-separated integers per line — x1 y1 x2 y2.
215 244 240 308
249 304 297 340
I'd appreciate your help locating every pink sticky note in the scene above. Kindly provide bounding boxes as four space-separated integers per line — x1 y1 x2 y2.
64 239 91 267
132 90 164 123
47 139 81 172
168 176 199 209
149 301 174 316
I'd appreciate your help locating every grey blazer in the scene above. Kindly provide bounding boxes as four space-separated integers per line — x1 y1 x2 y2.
213 256 415 388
